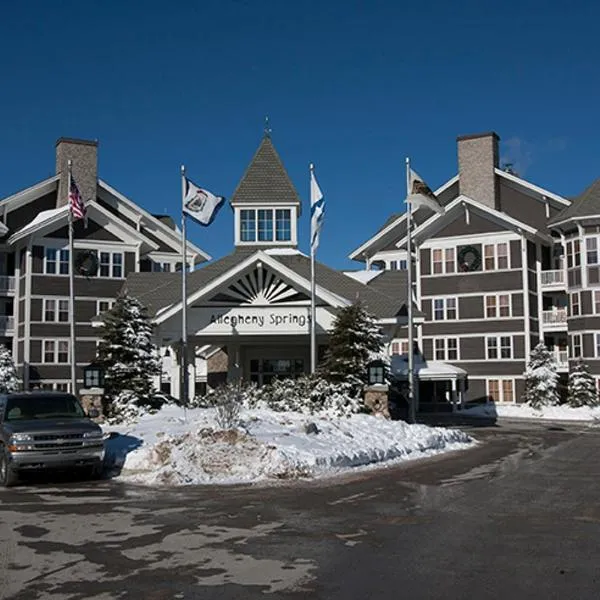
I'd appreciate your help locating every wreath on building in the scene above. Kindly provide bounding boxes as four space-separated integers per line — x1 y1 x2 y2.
458 245 481 272
75 250 99 277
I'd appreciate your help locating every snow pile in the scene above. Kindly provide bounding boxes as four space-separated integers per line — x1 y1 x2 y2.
462 403 600 422
104 405 473 486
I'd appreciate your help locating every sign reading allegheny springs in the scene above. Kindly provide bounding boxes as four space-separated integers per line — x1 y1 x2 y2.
191 306 335 336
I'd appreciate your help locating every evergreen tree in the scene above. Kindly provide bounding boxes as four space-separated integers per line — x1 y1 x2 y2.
567 358 598 407
97 295 161 412
319 300 383 394
0 345 20 393
523 341 560 408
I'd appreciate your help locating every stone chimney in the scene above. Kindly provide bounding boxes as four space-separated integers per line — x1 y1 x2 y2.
55 138 98 208
457 132 500 210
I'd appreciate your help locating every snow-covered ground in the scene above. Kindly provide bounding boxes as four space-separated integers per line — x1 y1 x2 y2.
103 405 474 486
462 403 600 421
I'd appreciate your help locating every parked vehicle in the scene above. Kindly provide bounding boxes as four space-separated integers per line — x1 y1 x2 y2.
0 392 105 487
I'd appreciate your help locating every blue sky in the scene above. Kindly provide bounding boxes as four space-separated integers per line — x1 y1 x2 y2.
1 0 599 269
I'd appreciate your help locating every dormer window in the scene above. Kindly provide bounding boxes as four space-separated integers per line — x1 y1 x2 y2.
239 208 292 243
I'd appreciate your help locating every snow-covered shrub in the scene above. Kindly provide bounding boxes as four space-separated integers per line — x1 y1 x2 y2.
105 391 147 424
214 382 244 429
319 300 384 394
523 342 560 408
192 381 261 409
97 294 162 415
0 344 20 393
567 358 599 407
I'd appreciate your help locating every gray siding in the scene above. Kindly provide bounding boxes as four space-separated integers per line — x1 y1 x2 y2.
497 182 549 231
6 192 57 231
422 271 523 296
510 240 522 269
432 212 504 238
420 248 431 276
32 246 44 274
459 296 484 319
457 362 526 376
31 276 123 297
125 252 136 275
423 320 525 336
45 219 121 241
581 291 593 315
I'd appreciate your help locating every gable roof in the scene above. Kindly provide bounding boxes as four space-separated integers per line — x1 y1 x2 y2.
230 136 301 209
548 178 600 227
124 248 418 323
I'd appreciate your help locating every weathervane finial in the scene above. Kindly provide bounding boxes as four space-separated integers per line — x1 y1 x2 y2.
264 115 272 138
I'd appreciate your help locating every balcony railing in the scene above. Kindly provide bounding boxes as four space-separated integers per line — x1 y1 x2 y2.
0 316 14 332
540 270 565 287
553 349 569 367
0 276 15 294
542 308 568 325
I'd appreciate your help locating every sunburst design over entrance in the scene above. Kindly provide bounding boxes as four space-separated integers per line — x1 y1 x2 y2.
209 267 309 305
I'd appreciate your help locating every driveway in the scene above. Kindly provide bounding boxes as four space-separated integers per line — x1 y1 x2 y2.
1 420 599 599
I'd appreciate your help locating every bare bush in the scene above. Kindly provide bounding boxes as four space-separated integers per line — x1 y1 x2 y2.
214 383 243 429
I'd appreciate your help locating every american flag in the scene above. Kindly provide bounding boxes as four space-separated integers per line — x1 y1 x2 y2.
69 175 86 220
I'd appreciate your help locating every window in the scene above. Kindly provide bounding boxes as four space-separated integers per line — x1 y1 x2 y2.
45 248 57 274
399 259 407 270
432 249 443 274
574 240 581 267
152 261 172 272
497 243 509 269
595 291 600 314
484 243 511 271
275 209 291 241
97 300 113 314
434 338 459 361
433 297 457 321
486 336 512 359
112 253 123 278
587 238 598 265
258 209 273 241
44 299 56 322
390 340 409 355
596 333 600 358
571 292 581 317
572 334 582 358
444 248 455 273
43 299 69 322
240 209 293 243
42 340 69 363
485 294 511 318
566 241 573 269
59 250 69 275
487 379 515 403
484 245 495 270
240 209 256 242
98 252 123 278
389 260 398 270
431 248 455 274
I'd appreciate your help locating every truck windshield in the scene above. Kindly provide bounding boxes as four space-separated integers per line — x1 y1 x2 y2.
4 395 86 421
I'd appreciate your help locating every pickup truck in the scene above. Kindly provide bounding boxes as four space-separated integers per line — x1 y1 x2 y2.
0 392 105 487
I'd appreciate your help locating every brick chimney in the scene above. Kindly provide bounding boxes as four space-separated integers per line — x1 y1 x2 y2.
55 138 98 208
457 132 500 210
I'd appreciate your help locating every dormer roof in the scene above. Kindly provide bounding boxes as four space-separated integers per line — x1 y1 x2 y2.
230 135 301 212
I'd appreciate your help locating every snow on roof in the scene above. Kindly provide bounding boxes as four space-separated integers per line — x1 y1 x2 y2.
344 270 383 284
390 355 467 380
264 248 304 256
16 206 67 238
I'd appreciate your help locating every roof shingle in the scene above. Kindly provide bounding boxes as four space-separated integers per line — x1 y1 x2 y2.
548 178 600 226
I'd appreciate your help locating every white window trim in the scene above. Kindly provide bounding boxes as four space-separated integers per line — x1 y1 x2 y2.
486 378 516 404
433 337 460 361
41 339 70 364
570 291 581 317
97 299 115 314
97 251 124 279
42 298 70 323
486 335 513 360
484 293 513 319
235 206 297 246
595 333 600 358
572 333 583 358
594 290 600 315
431 297 459 321
43 246 70 276
483 242 511 272
430 247 457 275
389 338 409 355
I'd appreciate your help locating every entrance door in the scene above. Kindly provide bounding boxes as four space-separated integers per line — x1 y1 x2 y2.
249 358 305 386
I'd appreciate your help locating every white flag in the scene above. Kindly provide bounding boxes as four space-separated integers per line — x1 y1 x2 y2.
406 168 444 214
310 167 325 253
183 178 225 226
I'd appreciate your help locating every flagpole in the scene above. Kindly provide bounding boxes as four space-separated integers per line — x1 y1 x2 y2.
181 165 189 407
310 163 317 374
67 160 77 395
406 157 416 424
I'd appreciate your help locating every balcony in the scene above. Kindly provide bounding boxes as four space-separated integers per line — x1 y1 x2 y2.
540 269 566 290
0 316 14 334
0 276 15 295
542 308 568 330
552 349 569 370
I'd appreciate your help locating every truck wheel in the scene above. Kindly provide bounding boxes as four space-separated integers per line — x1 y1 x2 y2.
0 448 18 488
